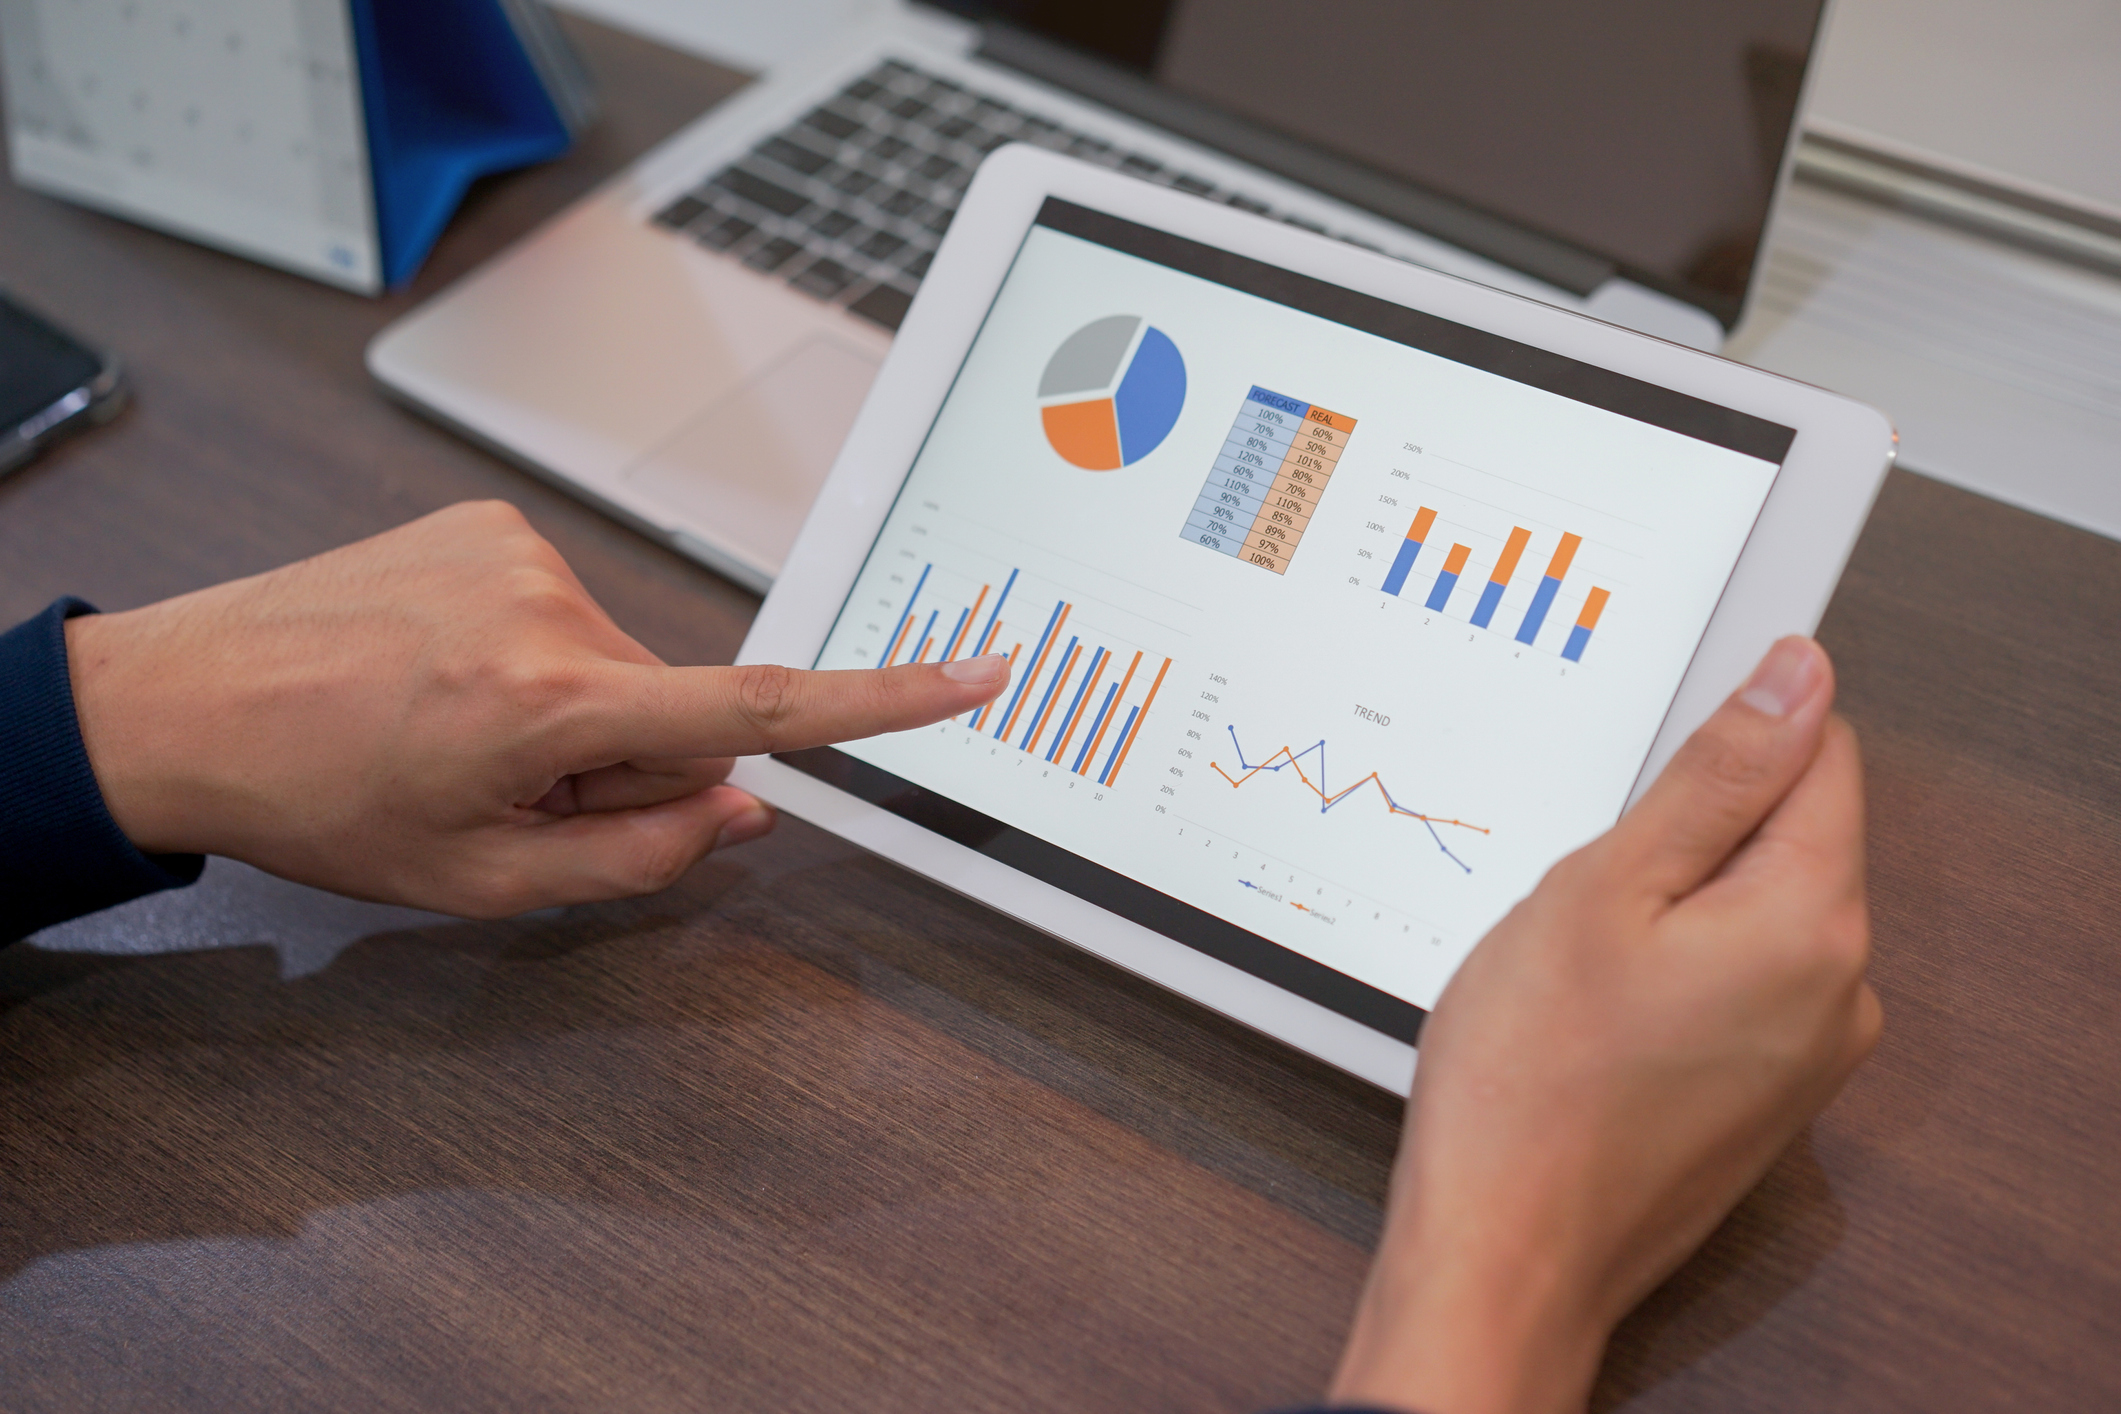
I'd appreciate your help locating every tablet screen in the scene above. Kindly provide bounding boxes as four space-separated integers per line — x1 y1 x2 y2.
783 200 1795 1040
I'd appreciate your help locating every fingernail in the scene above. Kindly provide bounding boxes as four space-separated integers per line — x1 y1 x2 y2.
718 805 775 847
940 653 1009 685
1739 637 1822 717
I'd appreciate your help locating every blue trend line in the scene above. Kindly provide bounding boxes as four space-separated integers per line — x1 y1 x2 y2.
878 563 931 668
1225 726 1475 874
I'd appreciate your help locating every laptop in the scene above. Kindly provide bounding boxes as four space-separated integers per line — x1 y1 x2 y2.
368 0 1834 592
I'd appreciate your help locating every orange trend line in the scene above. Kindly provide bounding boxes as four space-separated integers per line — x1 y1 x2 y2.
1104 656 1171 786
1002 604 1071 742
944 584 988 661
1025 642 1084 754
1209 747 1489 834
1076 650 1141 775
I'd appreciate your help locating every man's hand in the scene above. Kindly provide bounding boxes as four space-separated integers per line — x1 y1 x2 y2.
64 501 1010 916
1330 636 1880 1414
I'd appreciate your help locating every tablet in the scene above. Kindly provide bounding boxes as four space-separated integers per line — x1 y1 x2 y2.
730 145 1894 1092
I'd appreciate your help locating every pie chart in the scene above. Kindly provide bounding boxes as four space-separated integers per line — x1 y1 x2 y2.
1038 315 1187 470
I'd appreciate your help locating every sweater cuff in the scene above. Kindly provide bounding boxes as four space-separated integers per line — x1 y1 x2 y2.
0 598 204 940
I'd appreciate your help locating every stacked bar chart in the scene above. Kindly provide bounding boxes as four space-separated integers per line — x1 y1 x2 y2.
879 560 1172 787
1562 588 1609 662
1182 387 1356 575
1379 506 1612 661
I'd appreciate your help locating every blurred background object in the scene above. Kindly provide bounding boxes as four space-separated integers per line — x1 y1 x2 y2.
0 0 596 292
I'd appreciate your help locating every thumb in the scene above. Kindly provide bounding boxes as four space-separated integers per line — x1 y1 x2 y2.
572 653 1012 762
1608 636 1835 902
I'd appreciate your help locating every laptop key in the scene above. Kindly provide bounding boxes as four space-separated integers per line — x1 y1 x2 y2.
880 189 926 218
846 283 914 332
803 107 862 142
833 168 880 197
1224 193 1272 214
716 168 809 218
761 136 832 177
809 208 859 240
936 116 977 142
789 257 859 299
654 195 709 229
695 214 756 250
917 153 961 183
890 95 930 120
1172 173 1217 195
900 249 933 280
858 229 908 261
744 237 804 272
870 134 911 162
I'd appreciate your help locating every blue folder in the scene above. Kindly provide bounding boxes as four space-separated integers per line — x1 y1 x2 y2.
347 0 597 286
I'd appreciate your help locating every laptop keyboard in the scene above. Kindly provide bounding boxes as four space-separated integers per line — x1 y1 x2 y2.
652 57 1365 332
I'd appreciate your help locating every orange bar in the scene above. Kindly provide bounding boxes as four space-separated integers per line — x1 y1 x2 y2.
1025 642 1084 754
972 618 1002 659
1105 656 1173 786
882 614 915 668
916 637 936 663
1407 506 1437 542
1543 532 1583 581
1576 587 1611 630
943 584 988 661
1077 650 1141 775
972 640 1022 730
1002 604 1072 742
1488 526 1532 586
1442 543 1472 576
1053 648 1113 764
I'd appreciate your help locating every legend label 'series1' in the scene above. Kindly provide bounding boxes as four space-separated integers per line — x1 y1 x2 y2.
1180 386 1355 575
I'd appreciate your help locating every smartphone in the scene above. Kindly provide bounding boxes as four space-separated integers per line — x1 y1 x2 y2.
0 290 126 476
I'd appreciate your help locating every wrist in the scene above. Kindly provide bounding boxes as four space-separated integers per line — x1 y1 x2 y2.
1330 1213 1611 1414
64 608 197 856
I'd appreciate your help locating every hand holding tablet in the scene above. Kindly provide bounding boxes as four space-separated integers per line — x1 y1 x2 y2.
732 144 1895 1089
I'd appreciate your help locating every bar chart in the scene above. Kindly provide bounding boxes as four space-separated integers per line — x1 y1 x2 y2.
1181 387 1357 575
1378 503 1613 661
877 559 1173 787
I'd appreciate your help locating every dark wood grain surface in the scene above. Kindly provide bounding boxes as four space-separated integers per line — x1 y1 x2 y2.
3 17 2118 1411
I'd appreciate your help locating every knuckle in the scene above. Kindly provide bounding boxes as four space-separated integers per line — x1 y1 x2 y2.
625 833 699 897
1686 724 1777 797
735 664 799 743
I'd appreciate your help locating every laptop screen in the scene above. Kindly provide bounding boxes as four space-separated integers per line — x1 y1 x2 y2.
946 0 1828 325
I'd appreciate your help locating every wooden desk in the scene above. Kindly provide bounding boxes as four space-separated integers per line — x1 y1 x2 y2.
3 19 2118 1410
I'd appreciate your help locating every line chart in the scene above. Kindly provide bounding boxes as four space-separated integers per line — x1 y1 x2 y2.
1209 726 1490 874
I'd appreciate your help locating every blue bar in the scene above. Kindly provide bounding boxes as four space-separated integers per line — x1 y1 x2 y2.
1246 386 1310 418
1425 570 1461 612
1020 636 1079 750
1098 705 1140 785
994 600 1064 739
940 606 970 659
877 562 931 668
1381 536 1422 596
1047 648 1106 761
1470 579 1506 629
976 568 1017 654
1516 576 1562 645
1075 681 1120 774
911 609 939 661
1563 624 1593 662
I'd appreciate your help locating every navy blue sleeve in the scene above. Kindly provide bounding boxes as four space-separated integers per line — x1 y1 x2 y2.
1 598 204 940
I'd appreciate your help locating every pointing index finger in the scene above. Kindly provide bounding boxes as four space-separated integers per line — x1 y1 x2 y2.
580 655 1012 762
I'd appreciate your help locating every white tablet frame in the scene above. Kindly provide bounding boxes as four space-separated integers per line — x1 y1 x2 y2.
730 145 1895 1093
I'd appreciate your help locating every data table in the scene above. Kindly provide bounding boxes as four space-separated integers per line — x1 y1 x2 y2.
1181 386 1356 575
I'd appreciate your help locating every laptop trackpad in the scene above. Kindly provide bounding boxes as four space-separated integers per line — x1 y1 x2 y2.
626 336 881 567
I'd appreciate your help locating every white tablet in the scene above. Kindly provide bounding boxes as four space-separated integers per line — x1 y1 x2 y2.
730 145 1894 1093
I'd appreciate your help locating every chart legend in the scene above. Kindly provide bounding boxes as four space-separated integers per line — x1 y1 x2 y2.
1182 387 1356 574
